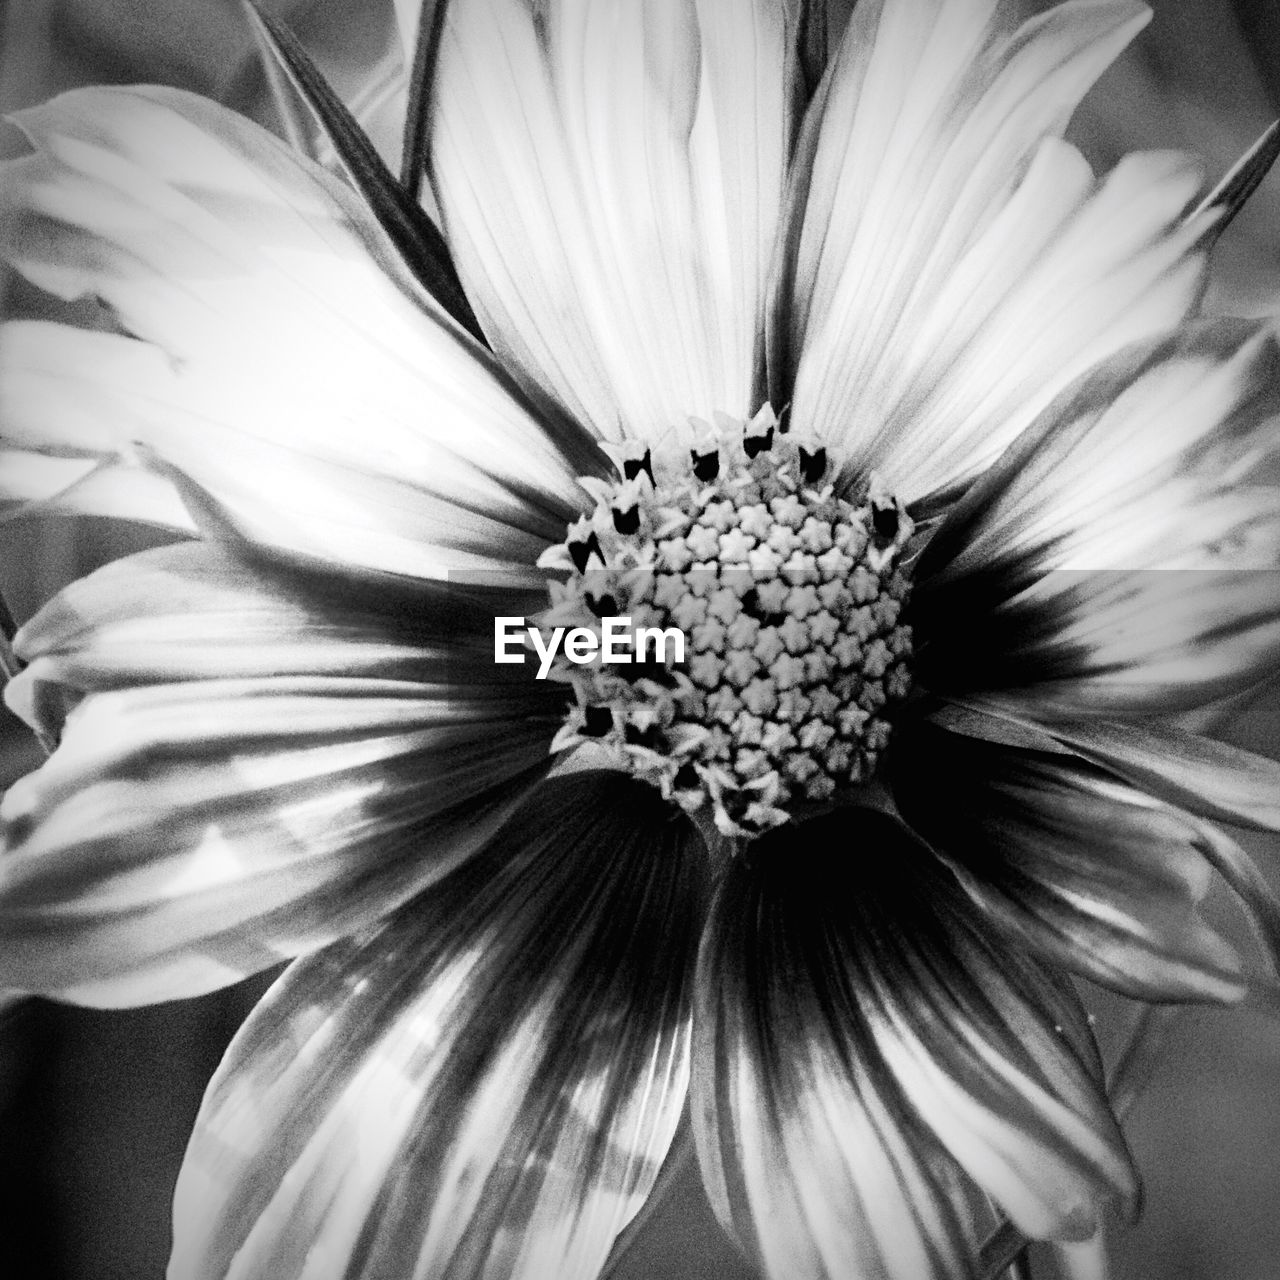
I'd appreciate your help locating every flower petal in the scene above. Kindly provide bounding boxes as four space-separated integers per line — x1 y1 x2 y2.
0 678 550 1006
1050 1236 1111 1280
6 541 550 732
892 719 1246 1002
429 0 799 445
1033 714 1280 835
693 812 1136 1280
917 701 1280 981
0 546 559 1005
912 322 1280 713
777 0 1212 505
921 698 1280 832
170 772 703 1280
392 0 423 61
0 86 599 579
0 444 196 530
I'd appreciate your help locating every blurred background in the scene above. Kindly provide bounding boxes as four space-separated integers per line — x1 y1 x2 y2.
2 0 1280 1276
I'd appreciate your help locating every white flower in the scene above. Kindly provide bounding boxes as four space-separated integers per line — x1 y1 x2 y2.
1 2 1279 1278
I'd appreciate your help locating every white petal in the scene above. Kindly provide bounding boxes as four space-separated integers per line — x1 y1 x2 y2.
778 0 1212 504
430 0 799 446
7 541 548 732
0 545 559 1006
170 772 701 1280
392 0 424 61
924 698 1280 832
1052 1236 1112 1280
893 720 1246 1003
1034 714 1280 835
0 87 598 579
917 701 1280 986
0 446 195 530
694 816 1135 1280
913 322 1280 713
0 676 551 1006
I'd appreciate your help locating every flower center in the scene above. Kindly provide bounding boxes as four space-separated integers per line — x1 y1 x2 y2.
538 408 915 840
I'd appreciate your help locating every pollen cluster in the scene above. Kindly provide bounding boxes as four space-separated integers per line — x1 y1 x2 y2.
537 409 915 840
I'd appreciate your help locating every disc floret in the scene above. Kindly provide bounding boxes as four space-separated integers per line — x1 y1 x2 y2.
537 408 915 840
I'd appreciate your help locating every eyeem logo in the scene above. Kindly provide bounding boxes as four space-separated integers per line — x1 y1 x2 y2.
495 616 686 679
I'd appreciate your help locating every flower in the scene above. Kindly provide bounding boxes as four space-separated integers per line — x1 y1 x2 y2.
1 0 1280 1278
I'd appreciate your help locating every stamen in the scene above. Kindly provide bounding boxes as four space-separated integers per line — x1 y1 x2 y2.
691 447 720 482
582 705 614 737
537 409 915 841
743 422 774 458
567 526 603 573
798 445 827 484
623 447 655 484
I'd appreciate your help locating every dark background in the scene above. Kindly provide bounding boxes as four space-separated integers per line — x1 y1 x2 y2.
2 2 1280 1277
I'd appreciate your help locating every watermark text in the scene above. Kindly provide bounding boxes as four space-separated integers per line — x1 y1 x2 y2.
495 616 685 679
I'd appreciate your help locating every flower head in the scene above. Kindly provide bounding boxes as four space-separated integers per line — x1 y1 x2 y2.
2 1 1280 1278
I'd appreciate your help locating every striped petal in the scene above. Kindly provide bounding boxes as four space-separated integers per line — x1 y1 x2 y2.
0 86 599 580
6 541 551 735
777 0 1211 506
693 812 1136 1280
912 322 1280 714
891 719 1247 1003
429 0 799 445
170 772 703 1280
915 701 1280 982
984 709 1280 835
0 547 558 1006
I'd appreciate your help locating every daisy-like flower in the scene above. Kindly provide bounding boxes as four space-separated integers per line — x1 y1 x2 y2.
2 0 1280 1277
